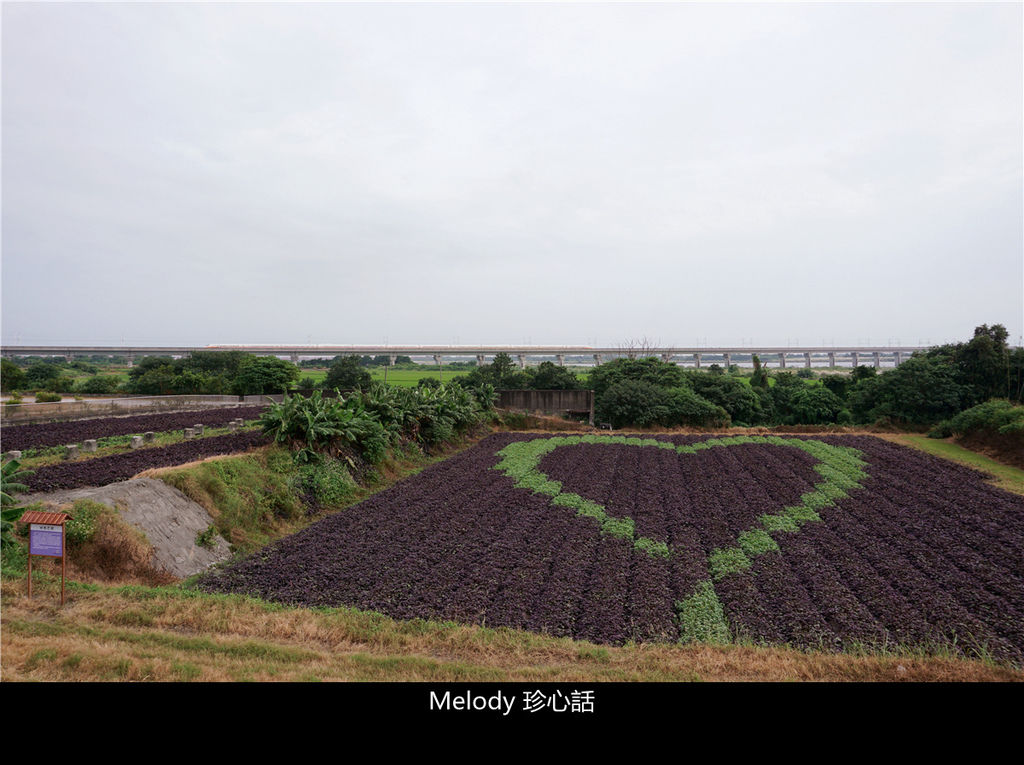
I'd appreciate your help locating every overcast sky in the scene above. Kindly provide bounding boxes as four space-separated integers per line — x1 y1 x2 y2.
2 2 1021 349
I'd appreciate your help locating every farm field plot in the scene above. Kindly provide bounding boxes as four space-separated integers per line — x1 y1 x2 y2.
22 431 270 491
1 406 266 452
197 433 1024 664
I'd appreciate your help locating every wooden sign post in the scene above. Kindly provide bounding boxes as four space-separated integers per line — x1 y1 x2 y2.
20 510 72 606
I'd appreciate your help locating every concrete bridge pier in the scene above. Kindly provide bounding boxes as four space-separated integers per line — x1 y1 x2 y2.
556 354 565 367
517 354 526 370
593 354 603 366
290 352 299 364
433 354 442 368
693 353 701 369
873 352 881 369
389 354 397 366
779 353 787 369
804 352 812 368
827 352 835 368
126 352 135 368
895 351 903 366
476 354 486 367
723 353 731 368
661 353 673 363
851 351 859 367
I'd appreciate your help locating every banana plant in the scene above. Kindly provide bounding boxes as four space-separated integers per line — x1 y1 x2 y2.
1 458 32 549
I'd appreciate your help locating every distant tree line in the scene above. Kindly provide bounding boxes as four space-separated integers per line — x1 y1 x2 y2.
1 351 301 397
3 326 1020 427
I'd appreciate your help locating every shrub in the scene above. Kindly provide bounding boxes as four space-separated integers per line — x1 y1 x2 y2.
76 376 121 395
195 525 218 549
24 362 65 388
933 399 1024 438
64 499 108 547
300 458 356 508
35 391 62 403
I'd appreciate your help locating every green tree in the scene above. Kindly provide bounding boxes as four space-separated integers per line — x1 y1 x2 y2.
955 324 1013 403
849 355 970 425
780 386 843 425
588 357 686 400
234 356 300 395
126 357 178 395
596 380 670 428
529 361 580 390
491 352 517 383
24 362 65 389
1 359 25 392
685 371 766 425
76 375 121 395
323 356 372 390
183 351 251 379
750 355 769 389
458 352 531 388
821 374 852 402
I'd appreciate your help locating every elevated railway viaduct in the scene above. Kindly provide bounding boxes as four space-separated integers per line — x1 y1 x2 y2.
2 344 930 369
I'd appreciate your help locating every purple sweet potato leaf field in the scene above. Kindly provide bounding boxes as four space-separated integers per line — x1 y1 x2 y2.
2 406 266 451
193 433 1024 663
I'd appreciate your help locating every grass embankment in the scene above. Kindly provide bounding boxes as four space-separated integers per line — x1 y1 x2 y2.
881 434 1024 496
151 439 466 554
4 579 1019 682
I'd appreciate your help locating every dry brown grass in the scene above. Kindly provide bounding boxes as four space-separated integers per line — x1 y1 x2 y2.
2 580 1019 682
23 506 178 588
133 451 260 480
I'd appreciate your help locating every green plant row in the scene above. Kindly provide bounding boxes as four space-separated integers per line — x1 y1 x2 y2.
492 434 869 645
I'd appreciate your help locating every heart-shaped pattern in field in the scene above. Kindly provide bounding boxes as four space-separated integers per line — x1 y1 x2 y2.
197 432 1024 662
492 434 869 641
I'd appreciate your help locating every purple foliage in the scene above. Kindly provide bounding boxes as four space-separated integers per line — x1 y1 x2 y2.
24 431 269 491
196 433 1024 662
2 406 266 451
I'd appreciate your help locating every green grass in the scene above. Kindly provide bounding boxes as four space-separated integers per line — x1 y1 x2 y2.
295 367 472 388
894 435 1024 495
676 581 732 644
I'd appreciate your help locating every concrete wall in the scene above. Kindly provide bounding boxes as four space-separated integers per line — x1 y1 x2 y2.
497 389 594 423
0 394 271 425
